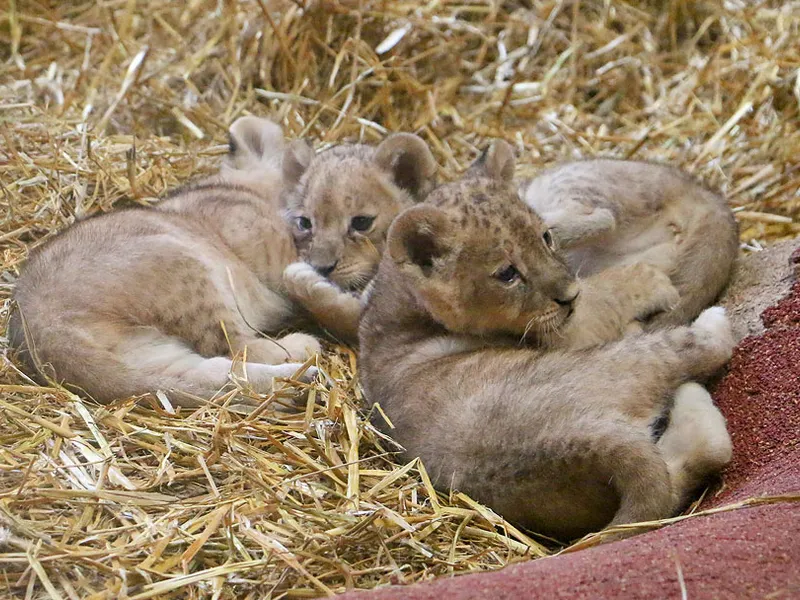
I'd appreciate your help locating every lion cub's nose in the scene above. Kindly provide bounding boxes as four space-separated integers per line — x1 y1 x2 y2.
314 261 338 277
555 284 580 307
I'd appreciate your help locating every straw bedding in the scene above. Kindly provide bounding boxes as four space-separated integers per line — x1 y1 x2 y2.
0 1 798 598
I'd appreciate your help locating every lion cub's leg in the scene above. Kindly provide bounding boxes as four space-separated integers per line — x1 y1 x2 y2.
283 262 363 344
575 310 735 539
658 382 733 507
233 333 321 364
548 206 617 248
522 179 617 248
681 306 737 378
560 263 680 349
601 434 677 536
112 329 317 406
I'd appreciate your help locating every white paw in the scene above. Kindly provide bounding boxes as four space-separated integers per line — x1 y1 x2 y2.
261 362 319 383
673 381 714 406
671 383 733 467
284 261 340 303
692 307 733 342
279 332 322 360
691 306 736 364
310 280 342 303
284 261 320 281
693 305 726 328
234 362 318 396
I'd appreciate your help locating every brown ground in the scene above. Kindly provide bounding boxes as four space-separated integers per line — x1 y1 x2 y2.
338 242 800 600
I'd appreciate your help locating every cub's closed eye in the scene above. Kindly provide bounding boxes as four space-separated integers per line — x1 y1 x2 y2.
296 216 312 232
351 215 376 232
543 229 555 250
494 264 521 284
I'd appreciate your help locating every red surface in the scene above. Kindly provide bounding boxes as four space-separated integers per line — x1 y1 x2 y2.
708 251 800 509
342 247 800 600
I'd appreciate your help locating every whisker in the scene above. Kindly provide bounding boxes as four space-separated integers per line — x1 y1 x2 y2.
520 316 537 345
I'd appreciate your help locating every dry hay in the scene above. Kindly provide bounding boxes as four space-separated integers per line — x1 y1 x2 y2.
1 0 799 598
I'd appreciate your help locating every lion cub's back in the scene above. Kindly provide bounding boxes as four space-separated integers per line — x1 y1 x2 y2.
10 209 242 364
523 159 738 324
524 159 725 219
16 209 221 308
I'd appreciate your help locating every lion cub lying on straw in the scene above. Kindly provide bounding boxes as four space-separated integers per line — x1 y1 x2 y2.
9 117 435 405
359 141 733 541
521 159 738 327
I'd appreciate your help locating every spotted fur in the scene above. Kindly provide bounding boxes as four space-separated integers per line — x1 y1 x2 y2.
359 140 734 541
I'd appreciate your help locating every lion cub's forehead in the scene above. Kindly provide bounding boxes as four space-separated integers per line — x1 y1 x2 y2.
297 153 403 221
428 178 544 237
301 154 373 205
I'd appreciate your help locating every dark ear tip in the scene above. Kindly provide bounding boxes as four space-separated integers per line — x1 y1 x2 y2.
466 145 491 174
468 139 516 181
228 134 238 155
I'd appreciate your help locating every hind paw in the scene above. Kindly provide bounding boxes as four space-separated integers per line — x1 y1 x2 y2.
277 332 321 361
241 362 319 394
692 307 735 357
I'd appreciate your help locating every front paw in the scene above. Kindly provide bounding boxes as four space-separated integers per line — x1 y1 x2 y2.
624 264 680 320
283 261 341 305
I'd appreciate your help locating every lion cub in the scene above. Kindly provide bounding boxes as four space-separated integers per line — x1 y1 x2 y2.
359 141 733 541
9 118 318 405
520 159 738 326
8 117 437 404
280 131 437 343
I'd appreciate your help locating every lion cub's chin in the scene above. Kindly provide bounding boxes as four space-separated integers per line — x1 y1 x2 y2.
521 308 573 344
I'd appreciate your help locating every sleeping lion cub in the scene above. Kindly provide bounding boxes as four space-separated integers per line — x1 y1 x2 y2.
8 117 435 405
359 141 733 541
521 158 738 327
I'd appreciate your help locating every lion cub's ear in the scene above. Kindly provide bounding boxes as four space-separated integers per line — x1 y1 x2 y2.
468 140 516 182
374 133 438 200
388 205 452 277
282 139 315 189
226 116 285 171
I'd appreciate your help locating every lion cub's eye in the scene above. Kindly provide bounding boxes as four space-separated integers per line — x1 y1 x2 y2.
351 215 376 233
543 229 556 250
296 216 312 232
542 228 558 250
494 265 521 284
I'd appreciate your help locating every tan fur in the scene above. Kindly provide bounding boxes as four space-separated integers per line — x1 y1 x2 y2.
280 133 437 343
520 159 739 326
359 142 733 541
8 118 320 406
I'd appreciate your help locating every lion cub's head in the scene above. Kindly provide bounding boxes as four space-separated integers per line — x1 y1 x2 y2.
224 116 437 291
280 135 437 290
385 141 579 340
